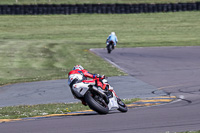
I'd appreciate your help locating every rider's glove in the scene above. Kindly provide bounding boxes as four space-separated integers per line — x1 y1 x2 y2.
96 74 105 79
96 74 100 78
101 75 105 79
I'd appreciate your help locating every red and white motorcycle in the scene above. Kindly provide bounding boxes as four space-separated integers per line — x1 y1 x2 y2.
69 77 128 114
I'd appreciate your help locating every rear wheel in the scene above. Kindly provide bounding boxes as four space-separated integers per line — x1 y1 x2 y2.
107 44 111 54
112 44 115 49
84 91 109 114
117 98 128 112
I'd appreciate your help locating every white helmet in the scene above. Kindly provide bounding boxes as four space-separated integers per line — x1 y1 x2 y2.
111 32 115 35
73 65 84 70
102 79 108 84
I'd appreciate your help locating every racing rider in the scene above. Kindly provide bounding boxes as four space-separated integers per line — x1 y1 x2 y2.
68 65 106 105
106 32 118 48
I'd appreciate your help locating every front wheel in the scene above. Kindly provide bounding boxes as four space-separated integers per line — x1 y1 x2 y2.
117 98 128 112
84 91 109 114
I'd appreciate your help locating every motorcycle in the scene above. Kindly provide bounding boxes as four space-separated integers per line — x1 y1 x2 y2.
106 41 115 54
70 77 128 114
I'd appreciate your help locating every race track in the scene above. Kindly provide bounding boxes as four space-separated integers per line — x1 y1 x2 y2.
1 46 200 133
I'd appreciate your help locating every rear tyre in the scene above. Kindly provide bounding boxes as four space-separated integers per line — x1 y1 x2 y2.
107 45 111 54
84 91 109 114
117 98 128 112
112 44 115 49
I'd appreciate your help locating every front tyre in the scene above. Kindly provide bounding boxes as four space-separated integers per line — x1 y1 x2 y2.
117 98 128 112
84 91 109 114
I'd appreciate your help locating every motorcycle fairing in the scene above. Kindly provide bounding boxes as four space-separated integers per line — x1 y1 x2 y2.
108 94 119 110
72 82 90 98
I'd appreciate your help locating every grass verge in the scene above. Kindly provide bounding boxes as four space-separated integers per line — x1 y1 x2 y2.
0 12 200 86
0 98 140 119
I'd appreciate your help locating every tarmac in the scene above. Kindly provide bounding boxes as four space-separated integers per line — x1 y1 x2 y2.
0 75 168 107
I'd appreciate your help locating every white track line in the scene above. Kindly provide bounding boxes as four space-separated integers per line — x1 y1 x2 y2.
104 58 128 74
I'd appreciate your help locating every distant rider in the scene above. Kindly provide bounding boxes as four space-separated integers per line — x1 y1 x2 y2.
106 32 118 48
68 65 106 105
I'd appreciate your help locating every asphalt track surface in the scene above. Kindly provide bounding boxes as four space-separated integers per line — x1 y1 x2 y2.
1 46 200 133
0 76 160 107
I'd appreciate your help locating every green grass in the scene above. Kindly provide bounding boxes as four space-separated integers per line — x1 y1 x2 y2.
0 0 200 5
0 98 139 119
0 12 200 85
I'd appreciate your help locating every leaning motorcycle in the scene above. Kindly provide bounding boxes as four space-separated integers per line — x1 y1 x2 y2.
70 77 128 114
106 41 115 54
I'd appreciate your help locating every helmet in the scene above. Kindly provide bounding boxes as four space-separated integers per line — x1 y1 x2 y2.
102 79 108 84
111 32 115 35
73 65 84 70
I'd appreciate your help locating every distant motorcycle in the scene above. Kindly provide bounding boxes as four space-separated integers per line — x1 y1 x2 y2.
70 77 128 114
106 41 115 54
